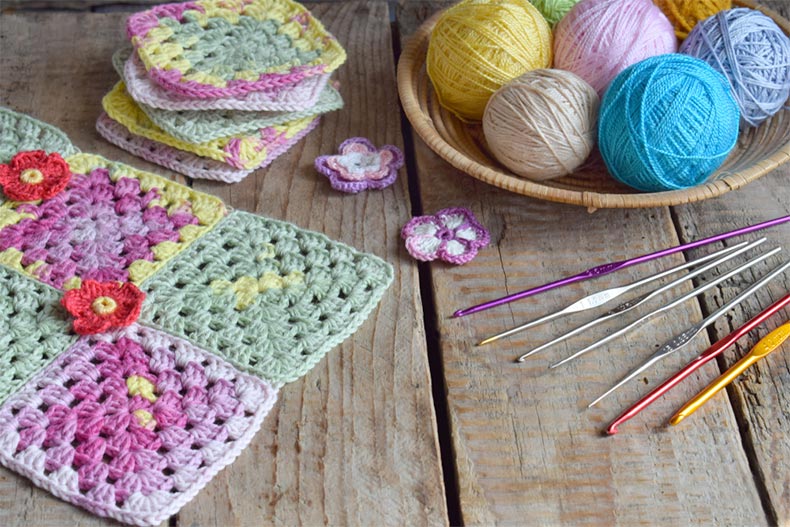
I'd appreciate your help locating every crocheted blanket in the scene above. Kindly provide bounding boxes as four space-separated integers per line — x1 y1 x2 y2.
0 109 392 526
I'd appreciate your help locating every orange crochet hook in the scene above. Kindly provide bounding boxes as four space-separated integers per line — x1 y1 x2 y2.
605 293 790 435
670 320 790 426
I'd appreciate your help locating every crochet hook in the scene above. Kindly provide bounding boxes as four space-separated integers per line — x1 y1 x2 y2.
453 215 790 318
606 292 790 434
517 238 761 362
588 258 790 408
546 241 775 368
669 320 790 426
480 243 746 347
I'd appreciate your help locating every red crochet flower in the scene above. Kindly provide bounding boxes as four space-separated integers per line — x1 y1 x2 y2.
0 150 71 201
61 280 146 335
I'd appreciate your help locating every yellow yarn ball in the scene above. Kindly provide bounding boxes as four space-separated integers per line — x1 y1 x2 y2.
483 69 599 181
426 0 553 122
654 0 732 39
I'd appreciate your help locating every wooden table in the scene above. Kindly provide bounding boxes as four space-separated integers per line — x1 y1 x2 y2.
1 1 789 525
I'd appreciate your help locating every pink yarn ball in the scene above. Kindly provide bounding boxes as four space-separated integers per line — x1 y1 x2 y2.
554 0 678 95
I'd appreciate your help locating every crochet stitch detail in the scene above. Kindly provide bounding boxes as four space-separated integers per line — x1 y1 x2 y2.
62 281 146 335
0 324 277 527
0 265 78 406
140 82 342 144
0 107 79 165
0 154 226 288
315 138 403 193
0 150 72 202
401 207 490 265
103 83 317 170
116 48 331 112
126 0 346 98
141 210 394 386
96 112 319 182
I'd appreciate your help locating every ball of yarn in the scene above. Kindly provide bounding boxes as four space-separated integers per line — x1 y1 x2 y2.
554 0 677 95
427 0 552 121
598 54 740 192
528 0 582 26
680 8 790 127
483 69 599 181
654 0 731 39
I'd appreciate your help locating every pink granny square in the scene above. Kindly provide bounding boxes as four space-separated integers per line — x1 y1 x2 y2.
0 324 277 526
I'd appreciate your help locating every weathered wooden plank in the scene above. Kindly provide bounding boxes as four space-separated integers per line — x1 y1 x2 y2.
0 4 448 526
397 0 786 524
671 5 790 520
180 2 448 526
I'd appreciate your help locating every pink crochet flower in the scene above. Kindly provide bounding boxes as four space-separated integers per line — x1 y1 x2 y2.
314 137 403 193
401 207 490 265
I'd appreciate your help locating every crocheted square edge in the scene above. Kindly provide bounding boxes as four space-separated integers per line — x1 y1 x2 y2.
126 0 346 99
0 324 279 527
102 82 318 169
141 83 342 144
115 47 332 113
0 107 79 164
96 111 320 182
96 112 251 183
141 209 395 387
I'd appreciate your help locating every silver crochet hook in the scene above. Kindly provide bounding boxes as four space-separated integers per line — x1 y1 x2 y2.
480 242 747 347
516 238 763 362
549 242 778 368
588 257 790 408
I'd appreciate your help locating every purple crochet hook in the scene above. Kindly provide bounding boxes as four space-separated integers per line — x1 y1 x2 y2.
453 215 790 318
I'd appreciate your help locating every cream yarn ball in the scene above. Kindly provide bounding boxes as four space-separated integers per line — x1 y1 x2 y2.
483 69 599 181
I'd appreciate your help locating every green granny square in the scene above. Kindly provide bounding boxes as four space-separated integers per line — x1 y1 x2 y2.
0 107 79 165
141 210 393 386
0 265 77 405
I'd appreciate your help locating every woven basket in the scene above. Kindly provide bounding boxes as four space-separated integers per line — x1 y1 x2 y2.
397 0 790 210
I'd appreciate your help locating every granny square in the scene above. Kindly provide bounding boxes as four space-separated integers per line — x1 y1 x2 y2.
138 82 342 144
126 0 346 99
141 210 394 386
0 153 226 289
0 108 78 164
0 266 78 406
96 111 319 182
103 82 318 170
116 48 332 112
0 324 277 527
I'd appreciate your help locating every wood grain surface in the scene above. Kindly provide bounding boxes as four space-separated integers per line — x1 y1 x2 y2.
0 3 448 526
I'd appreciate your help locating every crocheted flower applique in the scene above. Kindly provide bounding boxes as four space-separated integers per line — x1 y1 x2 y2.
0 150 71 201
62 280 145 335
401 207 490 265
315 137 403 193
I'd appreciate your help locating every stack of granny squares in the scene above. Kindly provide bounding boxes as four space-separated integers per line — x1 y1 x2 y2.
97 0 346 183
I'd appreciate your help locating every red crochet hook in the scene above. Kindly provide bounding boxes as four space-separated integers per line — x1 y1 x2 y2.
605 292 790 435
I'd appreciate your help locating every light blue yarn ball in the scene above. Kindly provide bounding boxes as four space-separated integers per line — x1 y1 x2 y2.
680 8 790 127
598 54 741 192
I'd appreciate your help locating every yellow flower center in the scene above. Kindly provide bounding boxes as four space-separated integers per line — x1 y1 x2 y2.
19 168 44 185
91 296 118 316
127 375 158 403
133 409 157 430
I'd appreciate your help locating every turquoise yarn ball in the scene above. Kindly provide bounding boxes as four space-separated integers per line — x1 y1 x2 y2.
598 54 741 192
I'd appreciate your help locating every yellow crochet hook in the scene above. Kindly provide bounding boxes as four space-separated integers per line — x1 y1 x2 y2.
670 320 790 426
